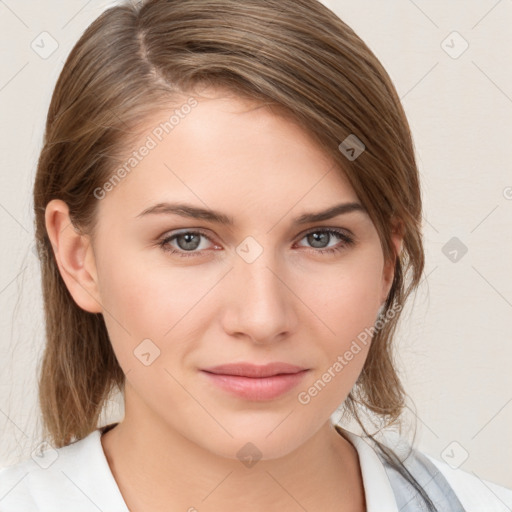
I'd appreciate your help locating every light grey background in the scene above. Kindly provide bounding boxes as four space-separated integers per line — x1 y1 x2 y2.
0 0 511 490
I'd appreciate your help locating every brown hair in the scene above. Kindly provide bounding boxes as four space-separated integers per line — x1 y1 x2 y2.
33 0 431 505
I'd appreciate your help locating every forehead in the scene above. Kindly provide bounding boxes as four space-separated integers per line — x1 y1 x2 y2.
98 91 360 222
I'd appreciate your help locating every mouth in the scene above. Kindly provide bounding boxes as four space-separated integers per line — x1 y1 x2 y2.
200 362 309 401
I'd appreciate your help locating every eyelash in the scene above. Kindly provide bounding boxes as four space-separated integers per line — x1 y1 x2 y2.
157 228 355 259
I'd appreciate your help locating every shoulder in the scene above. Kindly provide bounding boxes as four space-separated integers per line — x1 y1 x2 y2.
424 453 512 512
370 427 512 511
0 457 38 511
0 433 95 512
0 429 127 512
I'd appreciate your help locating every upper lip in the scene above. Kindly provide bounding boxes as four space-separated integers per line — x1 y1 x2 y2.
201 362 308 378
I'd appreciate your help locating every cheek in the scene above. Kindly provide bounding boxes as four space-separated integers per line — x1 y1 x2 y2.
303 250 384 346
94 251 169 360
95 249 221 368
295 260 383 413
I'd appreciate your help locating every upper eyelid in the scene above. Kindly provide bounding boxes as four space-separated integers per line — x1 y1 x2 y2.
161 226 353 246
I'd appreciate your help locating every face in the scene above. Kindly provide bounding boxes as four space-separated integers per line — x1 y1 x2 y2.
51 88 401 460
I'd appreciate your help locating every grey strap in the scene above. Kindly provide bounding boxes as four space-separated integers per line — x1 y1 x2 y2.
378 447 467 511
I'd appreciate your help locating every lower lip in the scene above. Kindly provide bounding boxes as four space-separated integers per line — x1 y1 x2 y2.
200 370 309 401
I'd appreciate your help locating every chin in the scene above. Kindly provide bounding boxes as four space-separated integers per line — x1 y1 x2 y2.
194 420 314 463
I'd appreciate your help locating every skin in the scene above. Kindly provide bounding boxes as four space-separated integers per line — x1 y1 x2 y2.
45 86 402 512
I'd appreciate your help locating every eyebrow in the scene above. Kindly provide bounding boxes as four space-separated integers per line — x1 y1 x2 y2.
135 201 367 225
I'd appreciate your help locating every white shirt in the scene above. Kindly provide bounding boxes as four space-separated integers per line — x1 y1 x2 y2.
1 426 511 511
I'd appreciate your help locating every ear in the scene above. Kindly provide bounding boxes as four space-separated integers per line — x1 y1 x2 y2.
380 219 404 305
45 199 102 313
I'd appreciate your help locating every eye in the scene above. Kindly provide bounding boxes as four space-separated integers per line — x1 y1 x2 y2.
158 230 218 258
158 227 355 259
295 228 355 255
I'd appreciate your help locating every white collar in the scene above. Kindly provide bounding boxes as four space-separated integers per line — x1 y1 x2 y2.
336 427 399 512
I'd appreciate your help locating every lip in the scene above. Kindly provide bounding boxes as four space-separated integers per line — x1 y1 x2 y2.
202 362 307 378
200 362 309 401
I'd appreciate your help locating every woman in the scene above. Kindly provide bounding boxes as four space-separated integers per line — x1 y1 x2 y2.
1 0 510 510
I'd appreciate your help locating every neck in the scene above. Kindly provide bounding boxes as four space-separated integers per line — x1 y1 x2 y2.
101 401 365 512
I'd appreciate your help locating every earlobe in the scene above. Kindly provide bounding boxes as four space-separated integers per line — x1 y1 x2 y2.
44 199 102 313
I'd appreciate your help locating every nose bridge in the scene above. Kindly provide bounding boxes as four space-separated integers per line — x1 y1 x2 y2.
241 252 284 302
223 238 295 342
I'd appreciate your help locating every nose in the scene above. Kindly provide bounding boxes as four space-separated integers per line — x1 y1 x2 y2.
220 247 298 345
